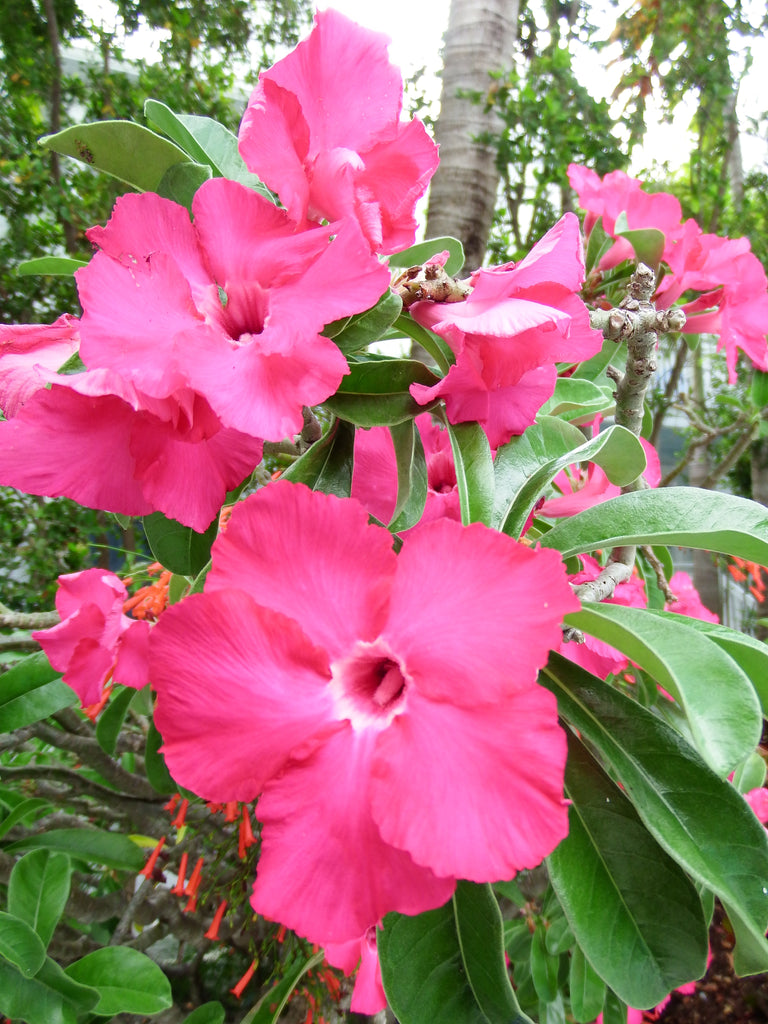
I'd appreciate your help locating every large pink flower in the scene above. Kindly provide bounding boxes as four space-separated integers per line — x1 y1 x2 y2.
665 571 719 623
409 214 602 448
238 8 439 254
0 324 263 532
76 179 390 440
0 314 79 417
150 481 576 946
33 569 150 708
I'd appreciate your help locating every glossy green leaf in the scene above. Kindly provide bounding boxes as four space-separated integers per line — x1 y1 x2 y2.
538 378 614 422
447 421 495 526
40 120 188 191
0 797 51 840
143 510 218 577
389 236 466 276
144 100 271 194
549 734 707 1008
16 257 87 277
732 752 767 795
544 916 573 956
492 419 645 538
95 684 136 757
614 212 665 269
281 418 355 497
0 956 98 1024
584 218 611 275
145 719 177 794
601 989 630 1024
65 946 172 1015
8 827 144 871
157 160 213 209
388 419 428 532
239 950 323 1024
324 290 403 354
379 888 533 1024
394 313 454 374
182 1002 226 1024
541 487 768 563
0 650 75 731
323 356 439 426
8 850 72 948
0 912 47 977
752 370 768 410
566 603 762 776
569 945 606 1023
530 925 559 1003
542 653 768 974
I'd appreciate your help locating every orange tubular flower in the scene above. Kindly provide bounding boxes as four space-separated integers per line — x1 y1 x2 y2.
230 961 256 999
170 852 189 896
204 899 228 941
139 836 166 879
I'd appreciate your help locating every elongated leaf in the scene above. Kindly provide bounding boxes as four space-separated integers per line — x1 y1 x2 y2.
447 421 495 526
157 160 213 209
732 752 767 795
394 313 454 374
566 603 762 776
143 510 218 577
549 734 707 1008
65 947 172 1015
0 956 98 1024
379 892 533 1024
538 378 614 422
95 684 136 756
0 650 75 731
239 950 324 1024
8 828 144 871
16 257 87 277
388 419 428 532
323 357 439 426
9 851 72 948
569 945 606 1023
492 419 645 538
540 487 768 563
41 120 188 191
0 797 51 840
145 719 177 794
389 236 465 276
281 418 355 497
542 653 768 973
0 912 47 977
182 1002 225 1024
324 290 403 354
530 925 559 1003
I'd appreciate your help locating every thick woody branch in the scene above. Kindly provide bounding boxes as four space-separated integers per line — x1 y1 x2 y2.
0 602 58 630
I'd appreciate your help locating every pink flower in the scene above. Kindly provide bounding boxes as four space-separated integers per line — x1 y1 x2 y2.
150 481 577 945
665 571 719 624
351 414 460 527
33 568 150 707
238 9 438 254
409 214 602 448
744 786 768 825
0 351 263 532
559 554 647 679
77 179 390 441
0 314 79 417
325 927 386 1014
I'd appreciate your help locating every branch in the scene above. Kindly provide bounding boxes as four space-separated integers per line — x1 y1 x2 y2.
0 602 58 630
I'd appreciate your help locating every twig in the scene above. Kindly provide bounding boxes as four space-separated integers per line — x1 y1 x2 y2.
0 602 58 630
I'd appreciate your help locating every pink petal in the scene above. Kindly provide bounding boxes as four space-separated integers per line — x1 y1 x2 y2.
206 483 397 660
325 930 387 1015
351 426 398 524
252 726 455 943
151 588 336 802
113 619 151 690
383 518 578 704
370 686 569 880
0 314 80 417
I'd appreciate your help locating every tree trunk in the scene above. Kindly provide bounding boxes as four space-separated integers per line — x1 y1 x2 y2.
424 0 519 272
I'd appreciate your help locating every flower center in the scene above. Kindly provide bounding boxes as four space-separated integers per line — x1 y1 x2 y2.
329 639 409 730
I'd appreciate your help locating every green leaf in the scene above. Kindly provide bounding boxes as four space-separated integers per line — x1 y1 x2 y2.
238 950 324 1024
157 160 213 209
323 356 439 426
388 236 466 276
584 218 611 276
752 370 768 410
540 487 768 563
732 752 767 795
65 947 172 1015
565 603 762 776
542 653 768 974
182 1002 226 1024
492 419 646 538
548 734 708 1008
8 850 72 948
379 890 533 1024
569 945 606 1023
7 828 144 871
0 797 51 841
447 421 495 526
530 924 559 1003
0 650 75 731
95 685 136 756
16 257 88 277
281 418 355 497
614 212 665 269
145 719 177 794
324 290 403 355
0 956 98 1024
394 313 454 374
144 100 271 195
388 419 428 532
40 120 188 191
143 510 218 577
0 911 47 977
537 378 614 422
